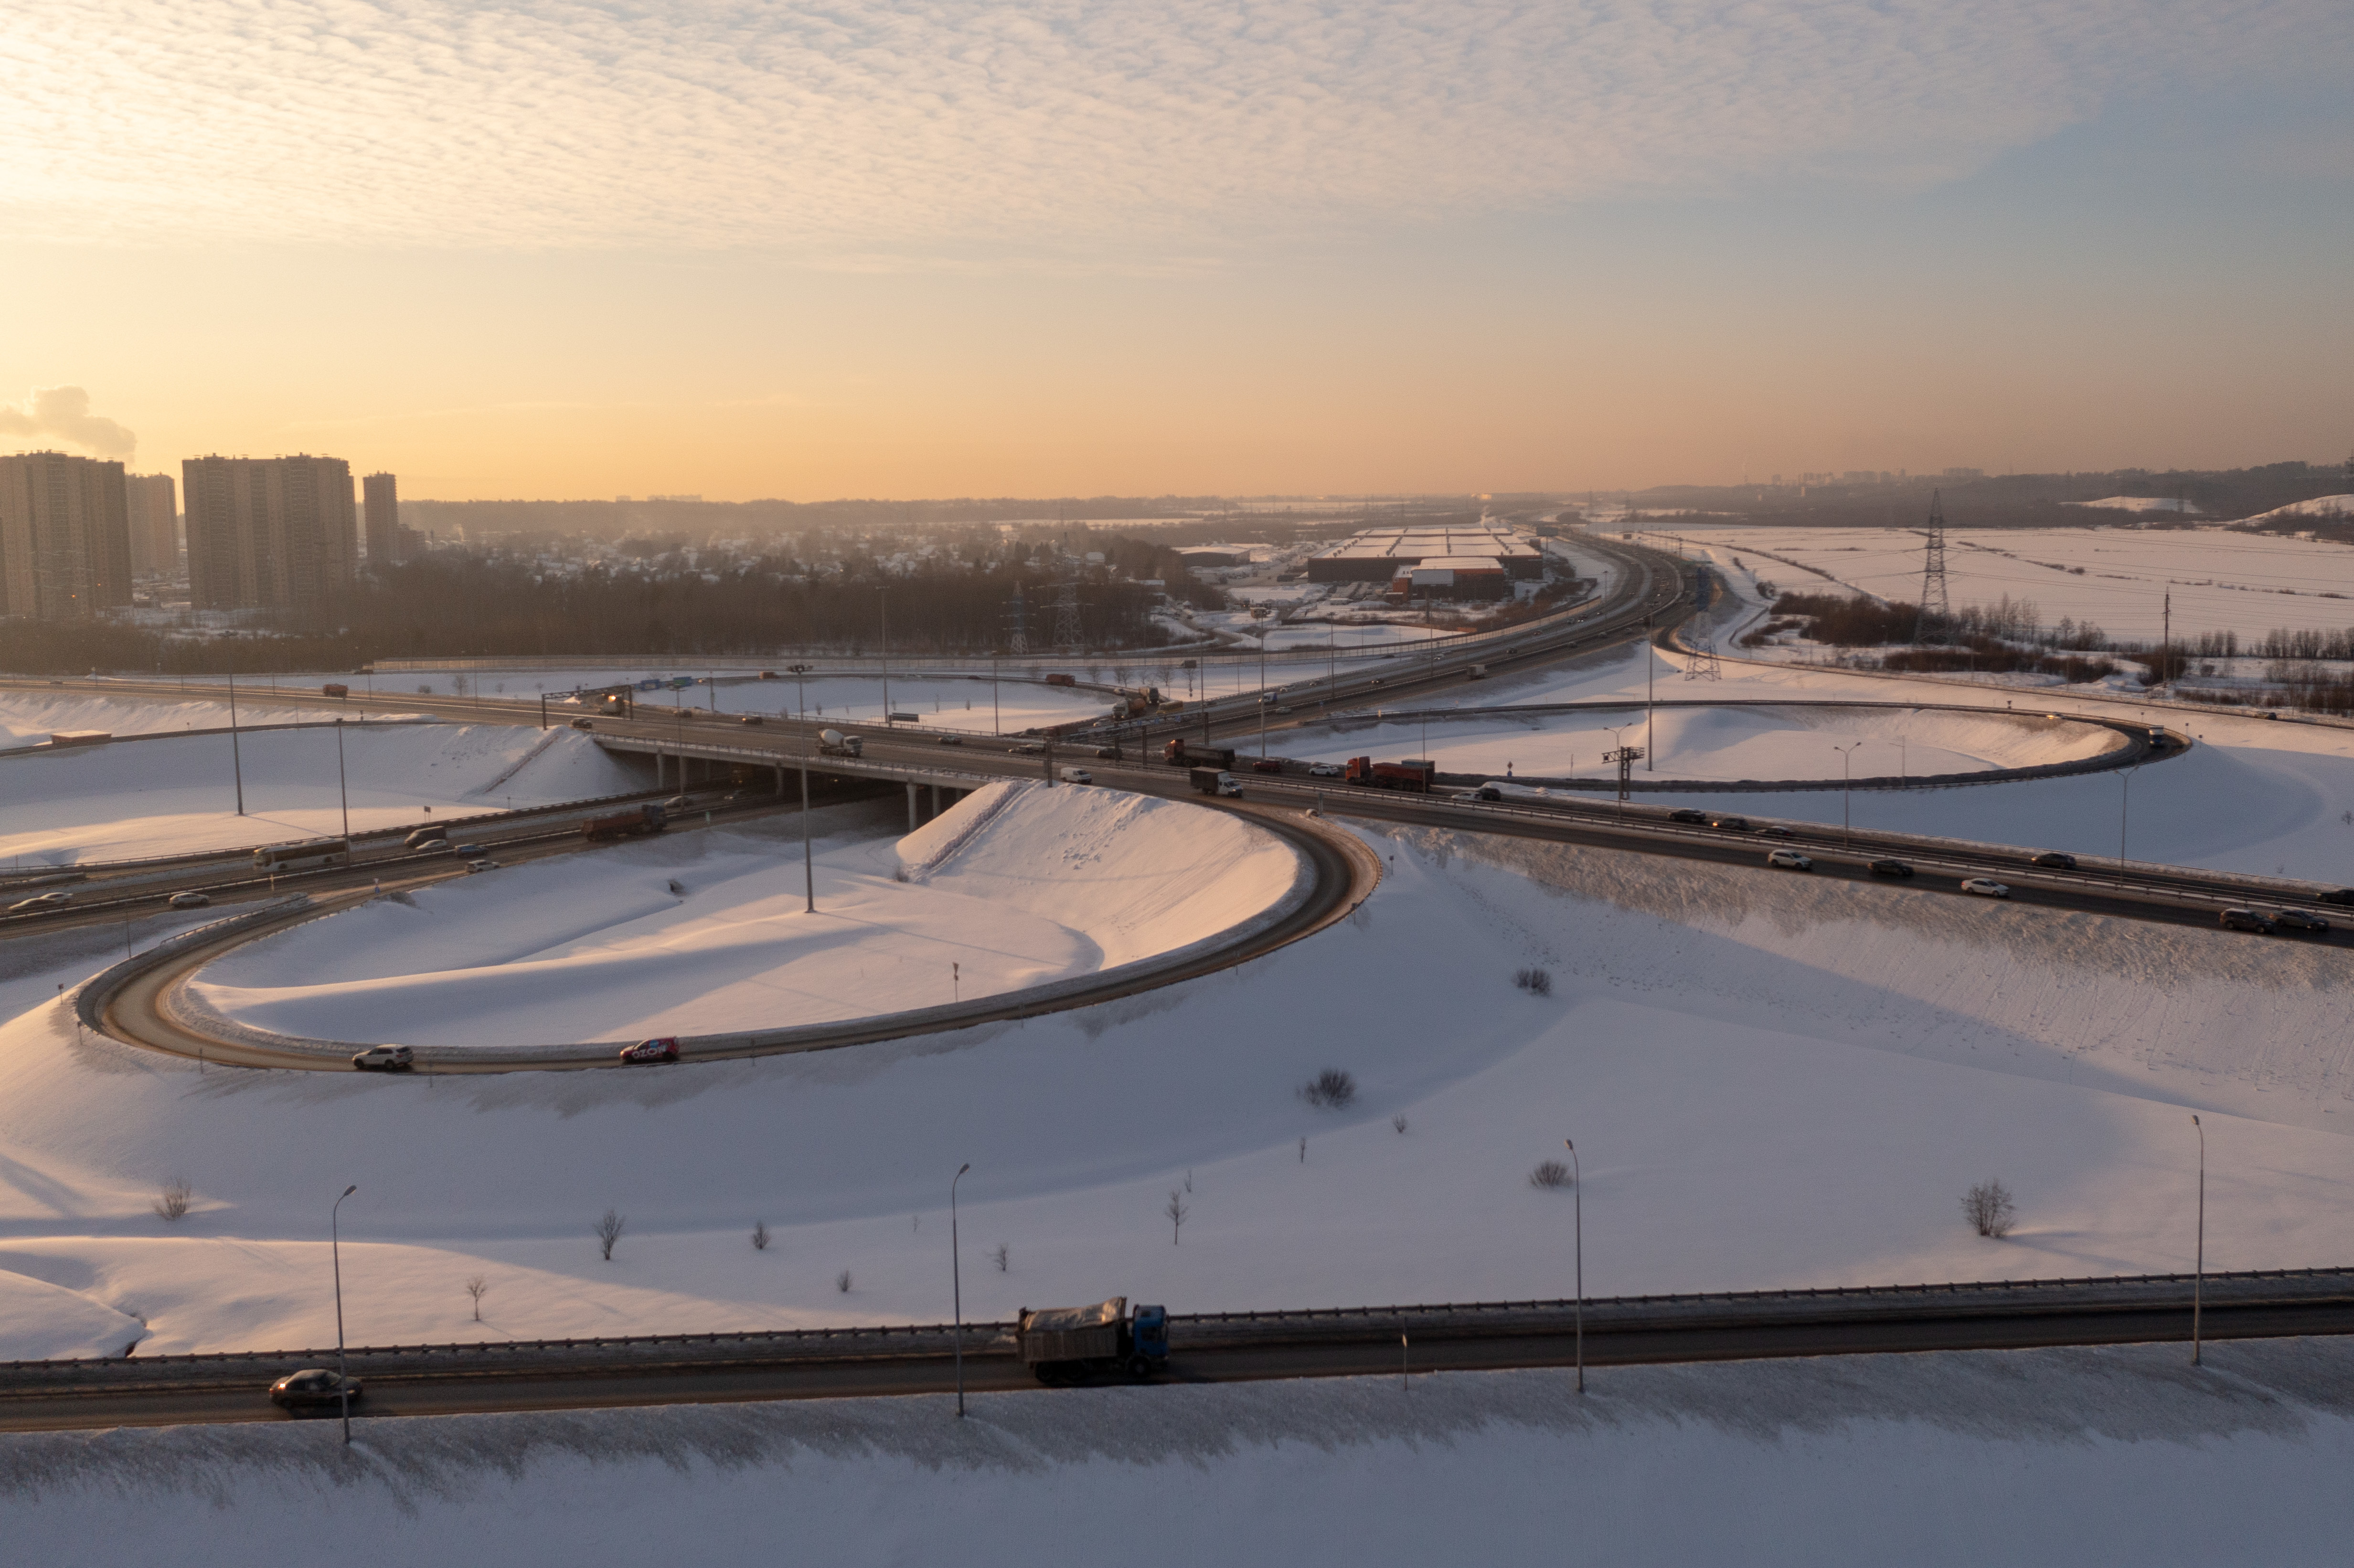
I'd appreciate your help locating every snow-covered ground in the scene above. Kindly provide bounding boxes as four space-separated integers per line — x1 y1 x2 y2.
185 781 1303 1047
332 668 1118 731
0 721 639 869
1639 523 2354 642
1285 701 2121 782
0 688 425 749
10 1343 2354 1567
2070 495 2204 515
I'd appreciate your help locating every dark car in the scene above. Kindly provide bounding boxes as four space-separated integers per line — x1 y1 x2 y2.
2030 851 2077 869
570 717 594 730
404 826 449 850
1868 858 1915 879
2320 889 2354 907
1669 809 1707 824
2219 908 2276 934
352 1046 414 1072
270 1369 362 1410
1467 785 1502 802
1758 826 1795 838
619 1037 681 1065
738 714 765 725
2275 909 2331 933
1251 759 1285 773
1708 816 1753 832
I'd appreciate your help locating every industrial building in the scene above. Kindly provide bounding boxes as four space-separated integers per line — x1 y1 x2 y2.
1306 525 1542 583
1387 555 1511 601
0 451 134 620
183 454 358 615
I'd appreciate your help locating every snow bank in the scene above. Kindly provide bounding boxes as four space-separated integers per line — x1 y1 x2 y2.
0 1268 144 1360
0 724 638 867
0 688 425 748
2239 494 2354 525
184 782 1302 1046
9 1345 2354 1567
2069 495 2202 514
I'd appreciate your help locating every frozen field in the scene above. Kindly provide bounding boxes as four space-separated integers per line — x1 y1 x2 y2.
1651 521 2354 642
185 781 1303 1048
1286 701 2122 782
0 688 424 749
10 1343 2354 1568
0 722 638 868
4 795 2354 1358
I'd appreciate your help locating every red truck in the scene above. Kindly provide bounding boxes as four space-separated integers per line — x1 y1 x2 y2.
582 803 668 841
321 683 349 698
1164 739 1236 770
1344 756 1435 793
1044 673 1076 687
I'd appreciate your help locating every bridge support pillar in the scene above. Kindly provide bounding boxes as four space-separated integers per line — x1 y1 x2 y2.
908 782 920 831
930 784 940 819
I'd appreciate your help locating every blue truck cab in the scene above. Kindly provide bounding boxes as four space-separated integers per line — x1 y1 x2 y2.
1132 1303 1169 1365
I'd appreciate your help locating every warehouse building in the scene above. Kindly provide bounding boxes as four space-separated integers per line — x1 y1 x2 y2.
1307 526 1542 583
1387 555 1511 601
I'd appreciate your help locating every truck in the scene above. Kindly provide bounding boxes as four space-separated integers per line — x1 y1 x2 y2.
1044 672 1076 687
1015 1297 1169 1384
818 729 864 758
1466 664 1488 679
581 803 667 841
1165 739 1236 770
1344 756 1435 792
321 682 350 698
1189 767 1243 797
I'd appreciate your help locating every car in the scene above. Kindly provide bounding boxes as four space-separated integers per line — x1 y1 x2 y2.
417 838 455 854
1307 763 1344 778
738 714 764 725
2030 851 2077 869
10 889 75 912
938 734 964 745
1668 809 1707 825
618 1037 681 1065
1766 848 1813 871
1368 678 1385 687
1094 746 1118 759
570 717 594 730
269 1369 363 1411
465 858 499 873
351 1046 414 1072
1251 758 1285 774
1467 785 1503 802
1960 878 2011 899
664 796 692 812
1010 742 1043 755
404 826 449 850
1868 858 1916 879
1058 766 1094 784
447 842 484 857
2220 908 2276 934
2320 889 2354 907
1708 816 1753 832
1758 826 1795 838
1275 706 1293 715
2275 909 2331 933
166 891 212 909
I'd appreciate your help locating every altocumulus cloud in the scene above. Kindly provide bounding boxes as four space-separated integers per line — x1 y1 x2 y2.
0 0 2332 255
0 388 137 460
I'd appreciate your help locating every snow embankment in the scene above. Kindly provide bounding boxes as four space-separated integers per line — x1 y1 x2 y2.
0 1268 145 1360
0 723 636 867
0 688 426 749
2068 496 2203 515
185 781 1304 1047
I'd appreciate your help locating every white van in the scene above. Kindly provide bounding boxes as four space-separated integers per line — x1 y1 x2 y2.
1058 766 1094 785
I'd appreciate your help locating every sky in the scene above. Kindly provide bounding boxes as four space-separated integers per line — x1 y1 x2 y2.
1 0 2349 501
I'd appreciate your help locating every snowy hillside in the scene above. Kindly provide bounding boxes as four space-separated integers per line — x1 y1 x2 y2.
184 781 1304 1046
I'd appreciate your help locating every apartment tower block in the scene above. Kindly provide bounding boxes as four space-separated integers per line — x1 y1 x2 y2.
182 455 358 615
0 451 134 620
362 471 402 564
126 472 179 574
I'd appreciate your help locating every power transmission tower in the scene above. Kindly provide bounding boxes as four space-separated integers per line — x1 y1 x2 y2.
1050 581 1084 651
1005 583 1028 655
1913 490 1951 643
1684 564 1721 679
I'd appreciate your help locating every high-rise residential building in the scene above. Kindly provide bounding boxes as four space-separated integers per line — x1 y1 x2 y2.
182 455 358 616
0 451 133 620
362 472 402 564
126 473 179 575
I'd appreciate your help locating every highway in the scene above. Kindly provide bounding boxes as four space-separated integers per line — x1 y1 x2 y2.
4 1268 2345 1433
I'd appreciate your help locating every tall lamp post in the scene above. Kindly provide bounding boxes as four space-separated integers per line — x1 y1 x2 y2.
951 1162 971 1418
1565 1139 1583 1394
334 719 350 840
788 664 815 914
2191 1115 2205 1367
1834 742 1862 848
332 1183 358 1443
2117 764 2141 890
879 590 892 722
227 663 246 816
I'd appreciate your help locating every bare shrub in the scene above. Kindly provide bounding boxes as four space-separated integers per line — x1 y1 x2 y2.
751 1222 770 1251
1299 1069 1357 1109
1962 1180 2016 1238
152 1180 193 1223
1513 967 1554 996
992 1243 1009 1273
836 1269 853 1293
1393 1114 1409 1134
595 1208 626 1261
466 1276 488 1321
1529 1160 1573 1190
1165 1189 1189 1244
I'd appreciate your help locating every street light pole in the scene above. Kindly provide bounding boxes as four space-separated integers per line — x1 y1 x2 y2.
879 590 891 721
2191 1115 2205 1366
790 664 814 914
332 1183 357 1443
334 719 350 841
1645 615 1655 770
2118 765 2140 890
1834 742 1861 848
227 664 245 816
951 1162 971 1418
1565 1139 1583 1394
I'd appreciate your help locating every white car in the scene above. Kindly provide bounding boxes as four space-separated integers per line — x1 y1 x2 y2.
1960 878 2012 899
166 891 212 909
1766 848 1813 871
7 890 72 913
1307 763 1344 778
1057 766 1094 785
465 858 500 873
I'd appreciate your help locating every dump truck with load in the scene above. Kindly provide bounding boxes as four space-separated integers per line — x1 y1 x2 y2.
582 803 667 841
1044 672 1076 687
321 682 349 698
1016 1297 1169 1384
1189 767 1243 797
818 729 864 758
1344 756 1435 792
1165 739 1236 769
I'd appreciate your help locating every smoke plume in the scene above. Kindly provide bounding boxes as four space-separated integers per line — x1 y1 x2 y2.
0 387 137 460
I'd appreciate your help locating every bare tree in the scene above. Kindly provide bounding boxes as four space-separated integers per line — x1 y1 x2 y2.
1165 1189 1189 1244
1530 1160 1573 1190
992 1243 1009 1273
751 1222 770 1251
1299 1069 1358 1109
1962 1180 2017 1238
836 1269 853 1293
1514 967 1554 996
152 1179 193 1223
595 1208 626 1261
1393 1114 1409 1134
466 1276 488 1321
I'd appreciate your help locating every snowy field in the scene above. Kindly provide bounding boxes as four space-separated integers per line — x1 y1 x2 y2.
184 781 1303 1048
1286 701 2122 782
10 1343 2354 1568
0 687 425 748
1644 522 2354 643
0 721 639 869
6 790 2354 1358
